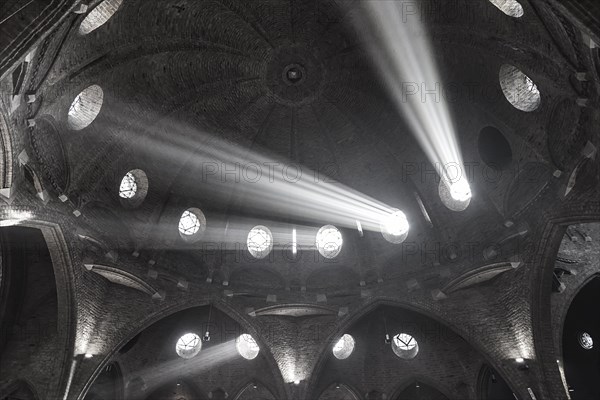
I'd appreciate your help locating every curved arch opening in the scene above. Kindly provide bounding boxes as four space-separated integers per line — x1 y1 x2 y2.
562 276 600 398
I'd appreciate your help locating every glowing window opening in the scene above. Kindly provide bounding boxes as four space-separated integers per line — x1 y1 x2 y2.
247 225 273 259
237 334 260 360
392 333 419 359
579 332 593 350
380 209 409 244
488 0 524 18
176 333 202 359
316 225 343 259
68 85 103 130
79 0 123 35
332 334 355 360
119 172 137 199
499 64 541 112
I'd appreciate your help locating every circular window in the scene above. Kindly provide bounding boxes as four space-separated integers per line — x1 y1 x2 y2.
316 225 343 259
439 178 471 212
499 64 540 112
68 85 103 130
247 225 273 259
118 169 148 208
237 334 260 360
487 0 524 17
380 209 410 244
175 333 202 359
178 208 207 242
392 333 419 359
333 334 355 360
79 0 123 35
478 127 513 170
578 332 594 350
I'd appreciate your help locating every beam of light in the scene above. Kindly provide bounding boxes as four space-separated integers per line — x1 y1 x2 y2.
347 1 471 202
104 108 410 238
292 227 297 255
89 340 239 395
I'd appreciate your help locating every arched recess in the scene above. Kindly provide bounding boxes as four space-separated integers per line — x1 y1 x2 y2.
391 379 451 400
530 214 600 399
144 378 207 400
560 276 600 399
81 303 285 400
83 362 124 400
477 364 516 400
233 380 277 400
0 102 14 196
0 224 75 400
317 382 361 400
308 300 519 399
0 379 38 400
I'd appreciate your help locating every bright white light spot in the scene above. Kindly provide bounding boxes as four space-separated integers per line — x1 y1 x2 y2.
237 333 260 360
292 228 297 255
332 334 355 360
515 357 525 363
293 380 300 385
178 208 206 242
449 178 472 202
381 209 409 244
119 172 137 199
247 225 273 259
316 225 343 259
392 333 419 359
84 353 93 359
176 333 201 359
179 210 200 236
579 332 593 350
68 85 103 130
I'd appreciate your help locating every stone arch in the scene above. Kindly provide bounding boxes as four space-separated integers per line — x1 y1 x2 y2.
476 364 515 400
389 377 453 400
317 382 362 400
307 298 519 399
530 211 600 399
78 300 286 400
0 379 39 399
560 274 600 398
232 380 277 400
0 222 75 400
0 103 14 197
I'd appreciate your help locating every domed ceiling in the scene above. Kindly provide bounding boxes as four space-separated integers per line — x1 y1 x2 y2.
2 0 600 398
20 0 594 300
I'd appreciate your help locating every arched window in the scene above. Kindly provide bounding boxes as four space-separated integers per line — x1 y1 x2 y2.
499 64 541 112
68 85 103 130
79 0 123 35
